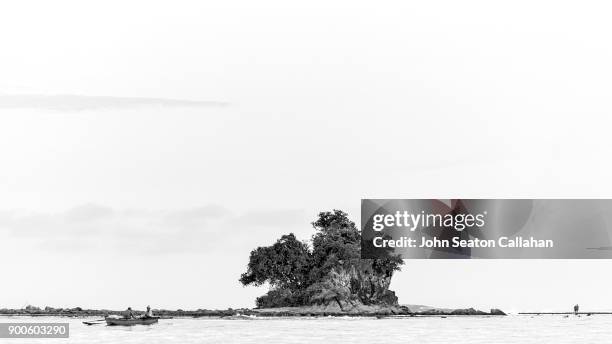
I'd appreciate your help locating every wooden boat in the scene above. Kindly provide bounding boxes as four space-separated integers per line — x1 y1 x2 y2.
83 319 106 325
105 316 159 326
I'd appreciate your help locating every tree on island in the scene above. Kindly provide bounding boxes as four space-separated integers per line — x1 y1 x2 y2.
240 210 403 309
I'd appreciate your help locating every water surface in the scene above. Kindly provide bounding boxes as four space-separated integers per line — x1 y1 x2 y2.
2 315 609 343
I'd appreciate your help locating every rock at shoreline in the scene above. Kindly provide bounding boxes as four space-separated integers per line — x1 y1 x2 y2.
490 308 506 315
245 304 506 317
450 308 488 315
413 306 506 316
252 303 407 316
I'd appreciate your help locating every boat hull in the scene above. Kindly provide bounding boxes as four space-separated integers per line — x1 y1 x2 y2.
105 317 159 326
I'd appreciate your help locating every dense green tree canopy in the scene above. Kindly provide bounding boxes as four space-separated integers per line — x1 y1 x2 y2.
240 210 403 308
239 233 310 292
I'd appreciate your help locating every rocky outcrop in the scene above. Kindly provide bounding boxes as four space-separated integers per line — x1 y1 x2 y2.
255 259 400 309
304 264 398 309
415 307 507 316
450 308 490 315
251 303 408 316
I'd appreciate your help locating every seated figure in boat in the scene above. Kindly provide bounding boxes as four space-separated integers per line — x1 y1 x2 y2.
124 307 135 319
143 305 154 318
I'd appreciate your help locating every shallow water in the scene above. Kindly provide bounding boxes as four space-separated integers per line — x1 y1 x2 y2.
2 315 610 343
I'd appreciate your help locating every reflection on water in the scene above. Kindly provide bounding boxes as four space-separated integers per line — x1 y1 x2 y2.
3 315 610 344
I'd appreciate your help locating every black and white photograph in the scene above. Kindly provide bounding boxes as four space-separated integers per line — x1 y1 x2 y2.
2 1 612 343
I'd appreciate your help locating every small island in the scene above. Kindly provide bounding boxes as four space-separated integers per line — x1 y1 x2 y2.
237 210 505 317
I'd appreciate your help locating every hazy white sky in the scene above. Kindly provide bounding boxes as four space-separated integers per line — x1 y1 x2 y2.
2 0 612 312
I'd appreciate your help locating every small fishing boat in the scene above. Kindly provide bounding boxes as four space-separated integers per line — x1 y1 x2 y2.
83 319 106 325
105 316 159 326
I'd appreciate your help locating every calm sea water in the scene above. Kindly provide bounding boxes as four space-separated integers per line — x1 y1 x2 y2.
2 315 610 343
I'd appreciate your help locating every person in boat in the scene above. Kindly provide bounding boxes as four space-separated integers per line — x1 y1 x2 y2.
574 304 579 315
124 307 135 319
143 305 154 318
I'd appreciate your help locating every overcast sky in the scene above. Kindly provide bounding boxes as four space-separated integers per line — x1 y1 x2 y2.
2 0 612 313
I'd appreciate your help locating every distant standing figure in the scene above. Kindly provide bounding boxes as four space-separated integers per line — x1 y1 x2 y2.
124 307 135 319
574 304 579 315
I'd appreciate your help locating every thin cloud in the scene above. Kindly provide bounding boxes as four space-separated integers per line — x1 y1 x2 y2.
65 204 114 223
0 94 228 112
0 204 304 255
232 209 307 227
